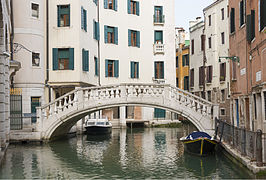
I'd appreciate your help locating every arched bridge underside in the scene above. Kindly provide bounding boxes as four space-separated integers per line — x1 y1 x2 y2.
36 84 219 141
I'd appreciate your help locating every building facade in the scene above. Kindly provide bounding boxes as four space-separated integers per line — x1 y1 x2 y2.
0 0 11 155
175 27 190 91
189 0 230 121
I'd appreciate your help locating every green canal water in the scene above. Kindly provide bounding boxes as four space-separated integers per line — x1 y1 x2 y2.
0 127 255 179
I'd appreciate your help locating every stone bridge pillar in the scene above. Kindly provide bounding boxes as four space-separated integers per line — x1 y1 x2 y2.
120 106 126 127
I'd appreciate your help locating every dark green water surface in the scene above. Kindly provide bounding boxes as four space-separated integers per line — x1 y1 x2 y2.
0 128 254 179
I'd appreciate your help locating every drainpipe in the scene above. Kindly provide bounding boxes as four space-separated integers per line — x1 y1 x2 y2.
10 0 14 61
202 16 206 99
97 0 101 86
46 0 51 102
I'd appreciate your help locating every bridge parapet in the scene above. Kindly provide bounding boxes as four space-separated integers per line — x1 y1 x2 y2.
36 84 218 140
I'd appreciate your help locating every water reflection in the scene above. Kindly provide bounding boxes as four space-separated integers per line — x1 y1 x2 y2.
0 127 255 179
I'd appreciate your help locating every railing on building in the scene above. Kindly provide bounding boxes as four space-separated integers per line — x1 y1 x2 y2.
153 43 164 54
10 88 23 130
153 15 165 25
215 118 265 166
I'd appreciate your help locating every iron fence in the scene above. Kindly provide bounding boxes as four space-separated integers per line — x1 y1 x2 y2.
215 118 265 166
10 94 23 130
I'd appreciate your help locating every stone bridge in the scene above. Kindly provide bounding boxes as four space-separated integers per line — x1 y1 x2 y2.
36 83 219 141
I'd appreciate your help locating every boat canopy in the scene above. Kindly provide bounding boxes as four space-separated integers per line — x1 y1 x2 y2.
186 131 211 140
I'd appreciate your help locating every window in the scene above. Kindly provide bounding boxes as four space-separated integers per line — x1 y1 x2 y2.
176 56 178 68
31 97 40 123
154 6 163 23
208 15 211 26
154 31 163 44
128 30 140 47
31 3 39 18
221 32 225 44
191 39 194 54
221 89 225 102
230 8 235 33
190 68 194 87
105 59 119 77
264 92 266 120
176 78 179 88
182 54 189 66
220 62 226 81
199 66 204 86
247 10 255 42
93 0 98 5
82 49 89 72
81 7 87 31
154 61 164 79
220 108 226 116
259 0 266 31
94 57 98 76
128 0 139 15
53 48 74 70
221 8 224 20
32 52 40 67
206 65 213 83
130 61 139 78
201 34 205 51
207 91 211 102
184 76 189 91
154 108 165 118
104 26 118 44
239 0 245 27
57 5 70 27
208 37 212 49
93 20 100 40
104 0 117 11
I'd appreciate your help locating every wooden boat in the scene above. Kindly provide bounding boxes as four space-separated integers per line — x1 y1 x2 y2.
180 131 217 156
84 118 112 135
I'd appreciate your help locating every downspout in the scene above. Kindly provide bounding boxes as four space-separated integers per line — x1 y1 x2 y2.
46 0 51 102
10 0 14 61
202 14 207 99
97 0 101 86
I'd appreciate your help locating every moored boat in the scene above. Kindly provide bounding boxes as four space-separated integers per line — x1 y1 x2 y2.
180 131 217 156
84 118 112 135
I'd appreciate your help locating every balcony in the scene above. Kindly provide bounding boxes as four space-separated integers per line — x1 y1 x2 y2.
153 43 164 54
153 15 165 25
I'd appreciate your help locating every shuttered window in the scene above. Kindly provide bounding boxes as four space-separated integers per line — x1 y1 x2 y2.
53 48 74 70
128 29 140 47
154 108 165 118
82 48 89 72
182 54 189 66
154 31 163 44
220 63 226 81
208 37 212 49
206 65 213 83
81 7 87 31
130 61 139 78
105 59 119 77
154 61 164 79
208 15 211 26
104 26 118 44
221 32 225 44
154 6 163 23
259 0 266 31
221 8 224 20
57 5 70 27
191 39 194 54
239 0 245 27
128 0 139 15
230 8 235 33
184 76 189 91
199 66 204 86
190 69 194 87
104 0 117 11
94 57 98 76
93 0 98 5
201 35 205 51
176 78 179 88
93 20 100 40
176 56 178 68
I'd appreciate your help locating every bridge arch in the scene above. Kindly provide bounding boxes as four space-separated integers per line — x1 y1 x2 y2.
36 84 219 141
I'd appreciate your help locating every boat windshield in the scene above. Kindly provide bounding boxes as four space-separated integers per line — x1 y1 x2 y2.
86 122 95 125
96 122 105 125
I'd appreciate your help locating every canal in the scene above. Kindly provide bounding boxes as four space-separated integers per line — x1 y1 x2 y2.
0 126 254 179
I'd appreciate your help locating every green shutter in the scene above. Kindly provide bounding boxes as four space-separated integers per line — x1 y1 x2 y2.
84 10 87 31
136 31 140 47
130 61 134 78
67 5 70 26
95 57 98 76
114 0 117 11
136 62 139 78
154 62 157 78
187 55 189 66
105 60 108 77
246 14 252 42
81 7 84 29
128 0 131 14
86 50 89 71
251 10 255 40
104 25 108 43
93 20 96 39
161 62 164 79
114 27 118 45
182 55 185 66
57 6 60 27
114 60 119 77
82 48 85 71
136 1 139 16
104 0 107 9
128 29 131 46
53 48 58 70
69 48 74 70
96 22 100 40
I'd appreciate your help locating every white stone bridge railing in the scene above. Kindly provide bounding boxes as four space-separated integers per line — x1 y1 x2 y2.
36 83 219 140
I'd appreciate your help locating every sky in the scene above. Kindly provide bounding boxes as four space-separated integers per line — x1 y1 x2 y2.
175 0 215 31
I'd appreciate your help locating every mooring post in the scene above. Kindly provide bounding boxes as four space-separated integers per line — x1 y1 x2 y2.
256 129 263 167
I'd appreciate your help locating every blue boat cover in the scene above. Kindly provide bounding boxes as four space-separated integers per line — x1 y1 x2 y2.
186 131 211 140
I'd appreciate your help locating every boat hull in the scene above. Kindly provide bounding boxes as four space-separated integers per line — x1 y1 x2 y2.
183 138 217 156
85 126 112 135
